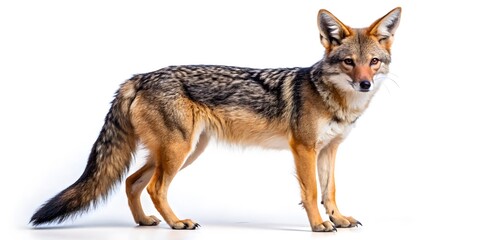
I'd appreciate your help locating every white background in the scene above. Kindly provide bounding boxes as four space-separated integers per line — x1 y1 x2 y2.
1 0 480 239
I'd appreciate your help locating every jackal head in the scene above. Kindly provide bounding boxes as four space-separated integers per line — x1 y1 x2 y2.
317 7 401 93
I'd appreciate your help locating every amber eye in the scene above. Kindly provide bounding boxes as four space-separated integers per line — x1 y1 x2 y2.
370 58 380 66
343 58 354 66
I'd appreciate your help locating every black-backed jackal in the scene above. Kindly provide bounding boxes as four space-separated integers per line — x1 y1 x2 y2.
31 7 401 232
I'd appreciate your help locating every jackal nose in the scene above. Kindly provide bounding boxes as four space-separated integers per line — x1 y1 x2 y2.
359 80 371 91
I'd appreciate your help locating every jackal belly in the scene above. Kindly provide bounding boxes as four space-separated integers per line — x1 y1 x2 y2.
196 106 291 150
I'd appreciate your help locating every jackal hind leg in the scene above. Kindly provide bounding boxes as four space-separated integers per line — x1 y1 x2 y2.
126 157 160 226
180 132 209 170
147 140 200 230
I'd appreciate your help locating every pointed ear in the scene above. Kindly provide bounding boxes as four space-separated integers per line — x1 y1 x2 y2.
317 9 352 50
368 7 402 47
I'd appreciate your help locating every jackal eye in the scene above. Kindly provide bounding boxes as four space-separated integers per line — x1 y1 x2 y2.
343 58 354 66
370 58 380 66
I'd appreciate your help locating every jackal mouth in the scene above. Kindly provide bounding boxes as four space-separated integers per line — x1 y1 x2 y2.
358 89 371 93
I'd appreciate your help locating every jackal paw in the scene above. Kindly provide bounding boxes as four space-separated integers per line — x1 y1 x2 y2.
138 215 161 226
329 215 362 228
312 221 337 232
171 219 200 230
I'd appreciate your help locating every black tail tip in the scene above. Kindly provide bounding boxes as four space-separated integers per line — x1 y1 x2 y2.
29 218 42 227
30 208 66 226
29 214 49 226
29 191 77 227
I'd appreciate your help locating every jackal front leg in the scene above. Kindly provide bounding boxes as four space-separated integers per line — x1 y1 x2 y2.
291 141 336 232
317 140 362 228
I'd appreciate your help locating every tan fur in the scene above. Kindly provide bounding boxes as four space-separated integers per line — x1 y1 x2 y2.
31 7 401 232
124 8 400 230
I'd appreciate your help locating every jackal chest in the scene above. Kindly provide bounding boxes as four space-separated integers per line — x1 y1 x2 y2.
316 120 353 146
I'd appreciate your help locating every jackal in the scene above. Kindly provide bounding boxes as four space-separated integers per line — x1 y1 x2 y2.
31 7 401 232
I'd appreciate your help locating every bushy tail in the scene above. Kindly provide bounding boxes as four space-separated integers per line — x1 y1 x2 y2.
30 79 139 226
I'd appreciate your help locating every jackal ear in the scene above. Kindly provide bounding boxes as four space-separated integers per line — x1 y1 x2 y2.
368 7 402 47
317 9 352 50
